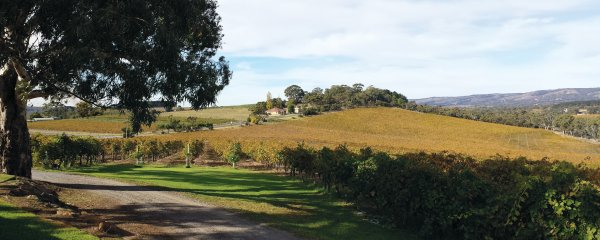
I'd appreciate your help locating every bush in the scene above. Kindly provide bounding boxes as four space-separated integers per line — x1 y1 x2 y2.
302 107 319 116
225 141 243 168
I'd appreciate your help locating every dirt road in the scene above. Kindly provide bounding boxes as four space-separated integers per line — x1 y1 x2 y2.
32 170 301 240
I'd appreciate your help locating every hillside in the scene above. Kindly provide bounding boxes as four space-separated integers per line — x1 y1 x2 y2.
163 108 600 165
414 87 600 107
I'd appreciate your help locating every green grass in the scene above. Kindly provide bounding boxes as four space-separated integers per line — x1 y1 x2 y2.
0 174 14 183
28 113 232 134
66 164 415 240
162 105 251 122
0 200 97 240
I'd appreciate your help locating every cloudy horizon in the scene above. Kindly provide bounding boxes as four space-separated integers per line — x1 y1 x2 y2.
211 0 600 106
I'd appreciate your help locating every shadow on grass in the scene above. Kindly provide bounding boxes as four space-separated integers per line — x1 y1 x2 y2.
69 164 417 240
0 204 95 240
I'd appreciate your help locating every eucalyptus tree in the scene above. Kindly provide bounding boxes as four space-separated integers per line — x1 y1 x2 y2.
0 0 231 177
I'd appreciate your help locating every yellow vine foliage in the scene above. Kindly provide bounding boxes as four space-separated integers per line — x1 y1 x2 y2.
136 108 600 165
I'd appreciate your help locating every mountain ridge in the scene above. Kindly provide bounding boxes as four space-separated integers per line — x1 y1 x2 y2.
414 87 600 107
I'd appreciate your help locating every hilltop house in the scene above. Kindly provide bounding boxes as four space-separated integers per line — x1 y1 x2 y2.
266 107 286 116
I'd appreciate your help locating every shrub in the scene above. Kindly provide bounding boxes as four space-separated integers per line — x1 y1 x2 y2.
302 107 319 116
225 141 243 168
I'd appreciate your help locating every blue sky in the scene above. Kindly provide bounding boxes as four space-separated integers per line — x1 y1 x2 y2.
213 0 600 106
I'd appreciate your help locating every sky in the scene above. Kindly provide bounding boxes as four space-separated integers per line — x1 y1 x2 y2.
213 0 600 106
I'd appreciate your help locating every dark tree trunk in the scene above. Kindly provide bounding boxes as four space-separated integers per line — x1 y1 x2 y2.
0 65 32 178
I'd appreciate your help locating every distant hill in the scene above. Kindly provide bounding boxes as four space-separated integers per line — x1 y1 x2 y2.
414 88 600 107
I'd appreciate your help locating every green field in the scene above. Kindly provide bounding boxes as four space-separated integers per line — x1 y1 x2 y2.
0 174 14 183
66 164 415 240
0 199 97 240
28 113 233 134
162 105 251 121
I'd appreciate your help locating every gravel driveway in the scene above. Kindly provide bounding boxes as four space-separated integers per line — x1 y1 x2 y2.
32 170 301 240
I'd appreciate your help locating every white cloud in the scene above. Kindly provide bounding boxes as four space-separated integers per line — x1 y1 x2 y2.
213 0 600 105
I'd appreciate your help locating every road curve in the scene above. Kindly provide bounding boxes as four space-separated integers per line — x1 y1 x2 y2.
32 170 302 240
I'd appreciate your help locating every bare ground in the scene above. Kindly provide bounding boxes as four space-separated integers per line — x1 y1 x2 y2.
30 170 302 240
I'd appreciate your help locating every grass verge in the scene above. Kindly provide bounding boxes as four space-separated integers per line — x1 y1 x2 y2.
0 199 97 240
65 164 416 240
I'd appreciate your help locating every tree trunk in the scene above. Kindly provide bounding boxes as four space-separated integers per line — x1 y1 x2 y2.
0 64 32 178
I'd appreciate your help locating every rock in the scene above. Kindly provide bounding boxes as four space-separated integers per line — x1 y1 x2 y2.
98 221 114 233
26 195 37 200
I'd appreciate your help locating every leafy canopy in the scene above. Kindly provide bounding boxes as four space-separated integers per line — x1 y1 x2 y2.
0 0 231 132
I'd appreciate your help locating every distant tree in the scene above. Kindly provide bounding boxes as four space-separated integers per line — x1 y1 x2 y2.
352 83 364 92
75 102 102 118
249 102 267 115
284 85 305 104
287 102 295 114
266 92 273 110
29 112 43 120
554 114 575 134
304 88 324 106
42 101 72 119
271 98 285 109
0 1 231 177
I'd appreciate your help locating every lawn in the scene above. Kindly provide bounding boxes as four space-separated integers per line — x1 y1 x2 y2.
67 164 415 240
0 199 97 240
0 174 14 183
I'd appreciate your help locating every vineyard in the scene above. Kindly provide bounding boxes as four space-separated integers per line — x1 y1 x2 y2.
135 108 600 165
29 133 600 239
27 108 600 239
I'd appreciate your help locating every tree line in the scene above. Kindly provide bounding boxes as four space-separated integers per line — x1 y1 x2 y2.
249 83 409 117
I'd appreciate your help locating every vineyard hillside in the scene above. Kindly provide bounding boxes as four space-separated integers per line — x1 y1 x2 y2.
164 108 600 164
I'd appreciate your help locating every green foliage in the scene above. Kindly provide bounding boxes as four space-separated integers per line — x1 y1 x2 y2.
249 101 267 115
247 114 263 124
42 101 74 119
75 102 103 118
302 107 319 116
286 102 295 114
277 144 600 239
157 116 214 132
274 83 407 114
225 142 243 168
31 134 103 169
2 1 231 133
29 112 43 120
284 85 305 104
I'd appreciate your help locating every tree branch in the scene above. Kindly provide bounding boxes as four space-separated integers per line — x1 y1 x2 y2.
9 57 32 83
35 77 116 109
26 89 49 99
9 57 116 108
